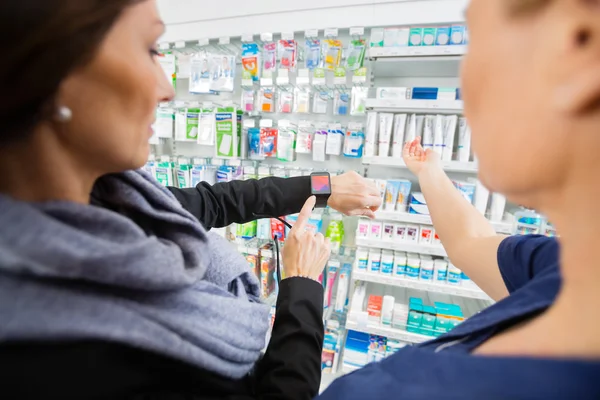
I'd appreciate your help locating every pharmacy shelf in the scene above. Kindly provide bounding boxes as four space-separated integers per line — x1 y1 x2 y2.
362 156 478 173
352 270 491 300
365 99 463 114
346 320 431 344
356 237 447 257
369 45 467 59
369 211 513 235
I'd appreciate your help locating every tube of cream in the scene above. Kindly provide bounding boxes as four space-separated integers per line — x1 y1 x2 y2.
365 111 378 157
391 114 408 157
422 115 435 151
442 115 458 162
415 115 425 139
404 114 417 143
457 117 471 162
378 113 394 157
433 115 445 155
469 178 490 216
490 193 506 222
324 259 340 309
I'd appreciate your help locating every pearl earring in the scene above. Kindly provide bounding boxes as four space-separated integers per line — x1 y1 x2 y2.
55 106 72 123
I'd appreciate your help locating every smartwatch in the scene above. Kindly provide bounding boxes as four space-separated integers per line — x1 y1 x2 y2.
310 172 332 208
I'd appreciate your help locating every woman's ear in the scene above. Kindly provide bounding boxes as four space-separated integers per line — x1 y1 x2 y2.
554 4 600 115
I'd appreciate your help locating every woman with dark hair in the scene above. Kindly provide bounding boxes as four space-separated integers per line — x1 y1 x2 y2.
319 0 600 399
0 1 382 399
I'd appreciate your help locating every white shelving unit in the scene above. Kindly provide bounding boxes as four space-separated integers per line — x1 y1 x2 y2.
362 157 478 173
365 98 463 114
352 270 491 300
345 320 432 344
356 237 447 257
368 211 514 234
369 45 467 59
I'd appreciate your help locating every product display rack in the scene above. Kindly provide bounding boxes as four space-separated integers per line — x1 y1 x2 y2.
153 12 512 391
362 157 479 173
356 237 448 257
345 320 431 344
352 270 491 301
367 211 513 234
365 98 464 114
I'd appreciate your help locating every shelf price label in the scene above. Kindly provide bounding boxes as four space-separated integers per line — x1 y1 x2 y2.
219 36 230 45
352 67 368 84
197 38 209 47
281 32 294 41
312 68 326 86
350 27 365 36
241 33 254 43
333 67 347 85
159 43 170 50
305 29 319 38
260 32 274 42
324 28 339 38
174 41 186 49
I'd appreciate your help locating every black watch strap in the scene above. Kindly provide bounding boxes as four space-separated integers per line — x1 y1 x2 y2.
314 194 329 208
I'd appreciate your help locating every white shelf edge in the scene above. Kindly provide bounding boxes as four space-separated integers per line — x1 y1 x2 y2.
365 99 463 114
369 45 467 59
352 270 491 300
346 320 431 344
356 237 447 257
362 156 477 173
368 211 513 235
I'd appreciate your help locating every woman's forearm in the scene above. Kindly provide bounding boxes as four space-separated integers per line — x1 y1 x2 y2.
419 166 509 300
168 177 311 230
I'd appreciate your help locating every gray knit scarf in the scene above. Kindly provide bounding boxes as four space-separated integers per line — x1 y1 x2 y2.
0 170 270 378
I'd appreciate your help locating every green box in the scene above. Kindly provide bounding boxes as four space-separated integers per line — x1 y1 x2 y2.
422 28 437 46
409 28 423 47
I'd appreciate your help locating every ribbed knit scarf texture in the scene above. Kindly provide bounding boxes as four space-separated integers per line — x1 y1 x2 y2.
0 170 270 378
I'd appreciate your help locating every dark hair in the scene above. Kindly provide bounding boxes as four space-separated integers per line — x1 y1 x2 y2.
0 0 143 144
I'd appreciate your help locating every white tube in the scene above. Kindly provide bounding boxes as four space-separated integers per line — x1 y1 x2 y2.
470 178 490 216
365 112 378 157
457 118 471 162
378 113 394 157
391 114 408 157
442 115 458 162
433 115 444 156
490 193 507 222
404 114 417 143
422 115 435 151
381 295 395 326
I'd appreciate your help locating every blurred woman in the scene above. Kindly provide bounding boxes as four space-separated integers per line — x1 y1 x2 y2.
320 0 600 398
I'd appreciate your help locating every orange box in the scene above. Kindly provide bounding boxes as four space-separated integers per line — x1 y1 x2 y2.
367 295 383 319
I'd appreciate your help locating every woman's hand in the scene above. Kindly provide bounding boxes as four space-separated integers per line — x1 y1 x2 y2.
283 196 331 280
329 171 382 219
403 137 442 178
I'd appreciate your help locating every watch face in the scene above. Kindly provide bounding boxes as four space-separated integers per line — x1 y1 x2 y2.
311 174 331 194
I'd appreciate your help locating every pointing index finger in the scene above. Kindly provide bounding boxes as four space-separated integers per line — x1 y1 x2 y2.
293 196 316 233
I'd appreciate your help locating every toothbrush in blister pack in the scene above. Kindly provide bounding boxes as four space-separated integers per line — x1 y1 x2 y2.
278 40 297 71
263 42 277 75
305 39 321 70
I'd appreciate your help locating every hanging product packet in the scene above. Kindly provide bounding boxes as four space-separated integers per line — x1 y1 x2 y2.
242 43 261 82
277 121 297 162
236 109 244 158
278 40 297 71
260 127 278 158
210 54 235 92
346 39 366 71
294 87 311 113
277 89 294 113
313 127 328 162
241 90 256 113
322 39 342 71
259 88 275 113
313 92 329 114
197 105 215 146
155 107 174 139
248 127 264 160
350 87 369 116
185 107 201 141
326 123 344 156
296 121 314 154
305 39 321 70
333 92 350 116
214 107 238 159
344 122 365 158
263 42 277 76
189 52 213 94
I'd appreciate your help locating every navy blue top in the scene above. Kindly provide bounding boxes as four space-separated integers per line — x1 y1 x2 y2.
319 235 600 399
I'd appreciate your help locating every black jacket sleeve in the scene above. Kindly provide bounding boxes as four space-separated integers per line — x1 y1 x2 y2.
253 277 325 400
167 177 312 230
